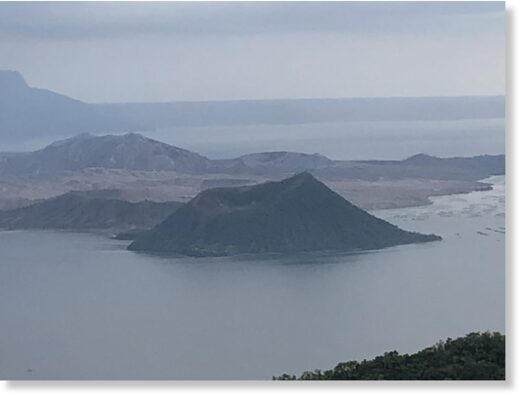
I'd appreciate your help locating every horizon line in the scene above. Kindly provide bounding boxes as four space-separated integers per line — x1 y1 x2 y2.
1 69 505 105
90 94 506 106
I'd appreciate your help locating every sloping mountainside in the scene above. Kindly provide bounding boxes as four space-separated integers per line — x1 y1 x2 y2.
0 190 182 232
0 133 212 174
128 172 440 256
274 332 505 381
0 70 135 139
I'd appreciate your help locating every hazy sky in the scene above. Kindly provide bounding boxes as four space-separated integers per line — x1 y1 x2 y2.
0 1 505 103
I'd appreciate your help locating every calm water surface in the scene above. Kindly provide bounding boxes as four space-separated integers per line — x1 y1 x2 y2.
0 176 505 379
151 118 505 160
4 118 504 160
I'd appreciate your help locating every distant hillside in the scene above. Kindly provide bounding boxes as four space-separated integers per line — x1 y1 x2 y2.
0 133 213 175
320 153 505 182
0 133 339 176
238 151 333 173
128 172 440 256
0 70 136 139
0 132 505 181
275 332 505 381
0 190 182 232
402 153 505 175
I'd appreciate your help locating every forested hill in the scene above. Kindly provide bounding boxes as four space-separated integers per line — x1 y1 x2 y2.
274 332 505 380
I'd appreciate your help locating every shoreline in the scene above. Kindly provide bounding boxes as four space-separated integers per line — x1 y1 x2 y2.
0 175 504 236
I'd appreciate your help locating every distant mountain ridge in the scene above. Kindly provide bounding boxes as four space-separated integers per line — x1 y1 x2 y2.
0 133 505 179
0 133 339 176
237 151 333 172
402 153 504 174
0 70 505 141
0 70 136 139
0 133 212 174
339 153 506 181
128 172 441 256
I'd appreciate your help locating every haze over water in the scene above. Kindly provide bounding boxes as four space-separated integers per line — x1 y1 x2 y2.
0 177 504 380
148 119 505 160
4 118 503 160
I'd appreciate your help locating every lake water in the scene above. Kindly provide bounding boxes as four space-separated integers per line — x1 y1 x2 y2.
150 118 505 160
0 176 505 380
2 118 505 161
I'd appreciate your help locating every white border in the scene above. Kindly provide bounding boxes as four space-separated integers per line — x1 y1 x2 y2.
0 0 514 395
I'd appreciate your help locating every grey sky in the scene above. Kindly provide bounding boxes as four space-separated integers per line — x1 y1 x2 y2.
0 1 505 103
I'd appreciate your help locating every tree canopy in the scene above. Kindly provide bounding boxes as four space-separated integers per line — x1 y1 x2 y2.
274 332 505 381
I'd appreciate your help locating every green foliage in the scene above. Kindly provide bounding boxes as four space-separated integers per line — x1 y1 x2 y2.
274 332 505 381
